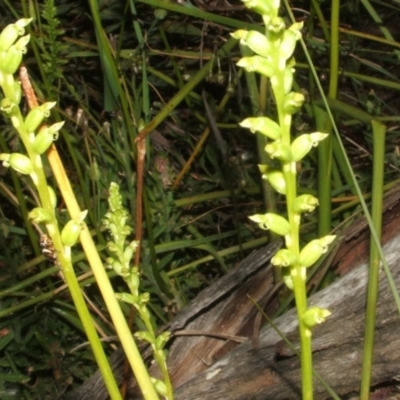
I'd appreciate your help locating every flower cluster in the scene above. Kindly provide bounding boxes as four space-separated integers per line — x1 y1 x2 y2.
0 19 85 256
233 1 333 330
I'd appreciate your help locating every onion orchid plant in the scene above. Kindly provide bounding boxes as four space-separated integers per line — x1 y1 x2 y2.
232 0 334 398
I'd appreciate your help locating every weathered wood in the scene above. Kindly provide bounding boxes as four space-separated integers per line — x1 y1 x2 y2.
173 233 400 399
61 240 282 400
62 185 400 399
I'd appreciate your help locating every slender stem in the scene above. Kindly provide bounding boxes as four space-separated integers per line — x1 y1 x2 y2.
273 49 314 400
360 120 386 399
0 79 124 398
48 147 160 400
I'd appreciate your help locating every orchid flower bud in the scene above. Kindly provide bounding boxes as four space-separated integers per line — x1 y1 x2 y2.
47 185 57 209
155 331 170 350
293 194 319 213
33 121 63 154
272 248 298 267
267 16 285 42
153 379 167 397
280 28 301 61
7 153 33 174
135 330 153 343
237 56 274 77
24 102 56 132
108 259 124 275
129 268 140 292
249 213 290 236
283 91 305 115
244 31 271 58
302 307 331 329
265 141 292 162
299 235 336 268
240 116 281 140
263 170 286 194
283 66 294 94
0 98 17 116
123 240 139 263
1 35 30 74
61 220 82 247
33 127 55 154
288 21 304 37
291 132 328 162
28 207 53 223
60 210 87 247
283 273 293 289
0 18 31 52
116 292 137 305
231 29 248 41
241 0 278 17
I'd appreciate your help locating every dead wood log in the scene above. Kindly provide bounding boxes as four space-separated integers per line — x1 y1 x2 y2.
173 231 400 399
61 240 282 400
62 185 400 399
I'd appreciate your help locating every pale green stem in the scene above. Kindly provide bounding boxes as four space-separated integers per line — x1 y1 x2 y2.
360 120 386 400
273 61 314 400
126 280 174 400
1 80 123 399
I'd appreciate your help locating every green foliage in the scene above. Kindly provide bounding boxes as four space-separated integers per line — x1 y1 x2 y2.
39 0 69 86
0 0 399 398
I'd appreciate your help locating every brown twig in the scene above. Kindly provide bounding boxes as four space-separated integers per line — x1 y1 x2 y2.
120 135 146 399
19 65 38 108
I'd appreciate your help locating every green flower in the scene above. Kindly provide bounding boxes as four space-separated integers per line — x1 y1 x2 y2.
249 213 290 236
263 170 286 194
4 153 33 174
24 102 56 132
272 248 298 267
291 132 328 161
28 207 53 223
240 116 281 140
237 56 274 77
283 91 305 115
302 307 331 329
1 35 30 74
265 141 292 162
244 31 271 58
293 194 319 213
0 18 31 52
299 235 336 268
61 210 87 247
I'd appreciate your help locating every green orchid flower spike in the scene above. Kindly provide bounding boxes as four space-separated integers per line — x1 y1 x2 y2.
0 19 162 400
233 0 334 398
103 182 173 399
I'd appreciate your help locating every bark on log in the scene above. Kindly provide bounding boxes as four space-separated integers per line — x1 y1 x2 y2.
173 232 400 399
62 185 400 400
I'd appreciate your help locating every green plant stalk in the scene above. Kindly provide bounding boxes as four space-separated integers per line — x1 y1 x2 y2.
316 107 333 235
233 8 332 397
274 66 313 398
297 0 400 336
360 120 386 399
0 85 123 399
309 0 330 41
48 151 159 399
318 0 340 236
285 0 400 338
125 281 173 400
249 296 341 399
